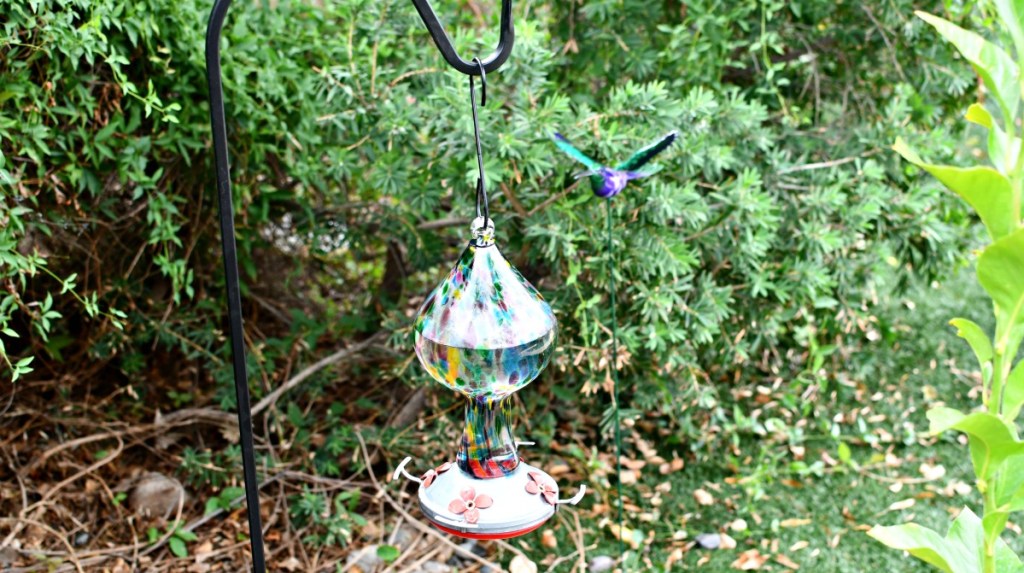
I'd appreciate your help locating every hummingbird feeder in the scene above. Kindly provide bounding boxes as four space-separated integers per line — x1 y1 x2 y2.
394 211 585 538
392 1 585 540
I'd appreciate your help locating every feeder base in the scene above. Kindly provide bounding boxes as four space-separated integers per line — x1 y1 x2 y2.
418 461 556 539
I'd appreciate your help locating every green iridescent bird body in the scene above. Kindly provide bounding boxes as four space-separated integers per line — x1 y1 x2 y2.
552 131 678 198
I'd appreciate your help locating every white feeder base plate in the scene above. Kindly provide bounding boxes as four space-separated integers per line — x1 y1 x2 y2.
418 461 557 539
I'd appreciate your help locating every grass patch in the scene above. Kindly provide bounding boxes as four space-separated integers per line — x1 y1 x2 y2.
527 266 1004 571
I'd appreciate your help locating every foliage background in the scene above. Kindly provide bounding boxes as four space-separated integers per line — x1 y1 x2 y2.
0 0 995 570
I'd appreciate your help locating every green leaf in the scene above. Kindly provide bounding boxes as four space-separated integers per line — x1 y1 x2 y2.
993 456 1024 511
837 441 852 464
982 511 1010 555
950 318 994 366
893 138 1016 241
1004 361 1024 421
964 103 1020 173
993 0 1024 68
168 536 187 558
978 228 1024 334
966 103 995 129
916 11 1020 121
929 407 1024 480
996 537 1024 573
204 498 220 516
376 544 400 563
222 487 245 501
175 530 198 542
869 506 986 573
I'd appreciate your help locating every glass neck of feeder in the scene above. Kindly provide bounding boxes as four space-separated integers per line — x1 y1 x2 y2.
458 396 519 478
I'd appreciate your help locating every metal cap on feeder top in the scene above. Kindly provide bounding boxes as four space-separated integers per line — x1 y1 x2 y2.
470 216 495 247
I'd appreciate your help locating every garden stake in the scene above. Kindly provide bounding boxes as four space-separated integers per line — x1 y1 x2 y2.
605 198 625 561
553 130 679 563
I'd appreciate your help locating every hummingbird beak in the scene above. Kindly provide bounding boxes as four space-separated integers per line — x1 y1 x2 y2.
573 170 599 179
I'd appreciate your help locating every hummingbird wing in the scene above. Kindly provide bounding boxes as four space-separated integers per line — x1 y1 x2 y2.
615 131 678 172
624 171 653 180
552 133 604 172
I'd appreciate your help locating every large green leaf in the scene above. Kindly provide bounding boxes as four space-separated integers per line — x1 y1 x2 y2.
917 11 1020 121
978 228 1024 332
995 456 1024 512
869 523 955 572
928 407 1024 481
993 0 1024 69
996 539 1024 573
950 317 994 366
869 507 986 573
893 138 1016 241
1004 361 1024 421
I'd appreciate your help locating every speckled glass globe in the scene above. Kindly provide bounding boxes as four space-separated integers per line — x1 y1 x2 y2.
413 218 557 400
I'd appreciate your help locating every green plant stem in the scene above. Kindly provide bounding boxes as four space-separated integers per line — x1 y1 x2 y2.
993 350 1006 416
984 486 997 573
995 326 1024 417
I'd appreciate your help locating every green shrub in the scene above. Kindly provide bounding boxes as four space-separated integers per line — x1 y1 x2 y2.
0 0 976 453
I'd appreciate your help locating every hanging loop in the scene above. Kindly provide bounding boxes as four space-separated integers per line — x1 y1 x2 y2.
470 57 489 224
474 56 487 106
411 0 515 76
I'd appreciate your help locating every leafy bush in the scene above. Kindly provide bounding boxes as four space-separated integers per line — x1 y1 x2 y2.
870 5 1024 572
1 0 977 454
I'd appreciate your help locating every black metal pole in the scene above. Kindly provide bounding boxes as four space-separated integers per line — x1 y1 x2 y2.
205 1 267 571
203 2 513 571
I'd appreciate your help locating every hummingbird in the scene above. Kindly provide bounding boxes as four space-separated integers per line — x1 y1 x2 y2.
552 131 679 198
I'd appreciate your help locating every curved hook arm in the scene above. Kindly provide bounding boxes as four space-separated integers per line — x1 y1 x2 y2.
410 0 515 75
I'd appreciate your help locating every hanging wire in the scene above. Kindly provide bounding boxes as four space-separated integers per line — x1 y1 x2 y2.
469 57 490 225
